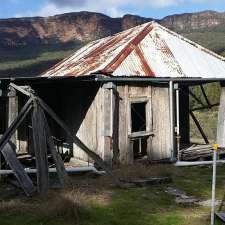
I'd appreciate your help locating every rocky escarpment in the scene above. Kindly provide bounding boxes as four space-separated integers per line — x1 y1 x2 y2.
1 10 224 48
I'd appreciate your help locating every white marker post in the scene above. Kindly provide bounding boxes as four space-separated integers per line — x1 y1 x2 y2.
211 143 219 225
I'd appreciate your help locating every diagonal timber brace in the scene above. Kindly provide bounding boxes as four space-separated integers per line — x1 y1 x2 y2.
0 97 35 195
190 111 209 144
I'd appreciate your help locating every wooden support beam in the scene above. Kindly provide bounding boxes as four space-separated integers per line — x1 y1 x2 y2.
31 101 49 194
8 84 68 189
190 111 209 144
10 83 32 97
0 97 35 195
1 142 35 195
7 86 19 149
42 111 69 186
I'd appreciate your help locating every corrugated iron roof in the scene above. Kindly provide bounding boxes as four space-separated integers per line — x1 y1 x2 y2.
42 21 225 78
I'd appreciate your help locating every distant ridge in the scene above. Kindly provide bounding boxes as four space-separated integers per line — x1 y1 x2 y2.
0 10 225 50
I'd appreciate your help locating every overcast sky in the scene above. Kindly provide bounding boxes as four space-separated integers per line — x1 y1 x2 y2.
1 0 225 19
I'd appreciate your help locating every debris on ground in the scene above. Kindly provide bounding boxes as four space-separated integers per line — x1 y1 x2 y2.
165 187 199 205
165 187 224 207
120 177 172 188
198 199 222 207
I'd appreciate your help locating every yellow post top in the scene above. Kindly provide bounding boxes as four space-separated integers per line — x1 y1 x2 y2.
213 144 219 151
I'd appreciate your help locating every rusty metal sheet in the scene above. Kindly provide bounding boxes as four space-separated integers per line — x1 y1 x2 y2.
42 21 225 78
42 23 148 77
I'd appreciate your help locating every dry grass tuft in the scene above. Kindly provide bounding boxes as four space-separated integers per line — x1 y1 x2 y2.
0 188 81 224
0 199 33 214
38 189 81 223
113 163 174 182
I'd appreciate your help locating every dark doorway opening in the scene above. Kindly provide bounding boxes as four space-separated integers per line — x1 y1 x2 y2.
130 101 148 160
131 102 147 133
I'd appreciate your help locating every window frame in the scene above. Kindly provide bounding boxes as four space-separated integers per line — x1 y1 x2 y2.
128 97 150 136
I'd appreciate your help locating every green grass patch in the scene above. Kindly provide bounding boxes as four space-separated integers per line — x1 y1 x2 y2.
0 165 225 225
0 40 84 77
190 110 218 143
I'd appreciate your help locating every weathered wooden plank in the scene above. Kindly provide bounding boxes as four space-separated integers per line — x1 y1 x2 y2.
42 111 69 186
151 87 171 160
102 83 113 137
1 142 35 195
146 85 153 161
117 85 127 163
102 83 115 166
68 86 100 162
31 101 49 194
7 87 18 149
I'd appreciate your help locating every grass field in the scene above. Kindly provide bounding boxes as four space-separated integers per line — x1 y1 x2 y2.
0 41 83 77
0 164 225 225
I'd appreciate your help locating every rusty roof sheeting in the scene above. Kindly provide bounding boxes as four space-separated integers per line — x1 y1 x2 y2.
42 22 151 77
42 21 225 78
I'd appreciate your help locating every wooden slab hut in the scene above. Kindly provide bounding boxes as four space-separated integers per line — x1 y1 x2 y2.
2 21 225 167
